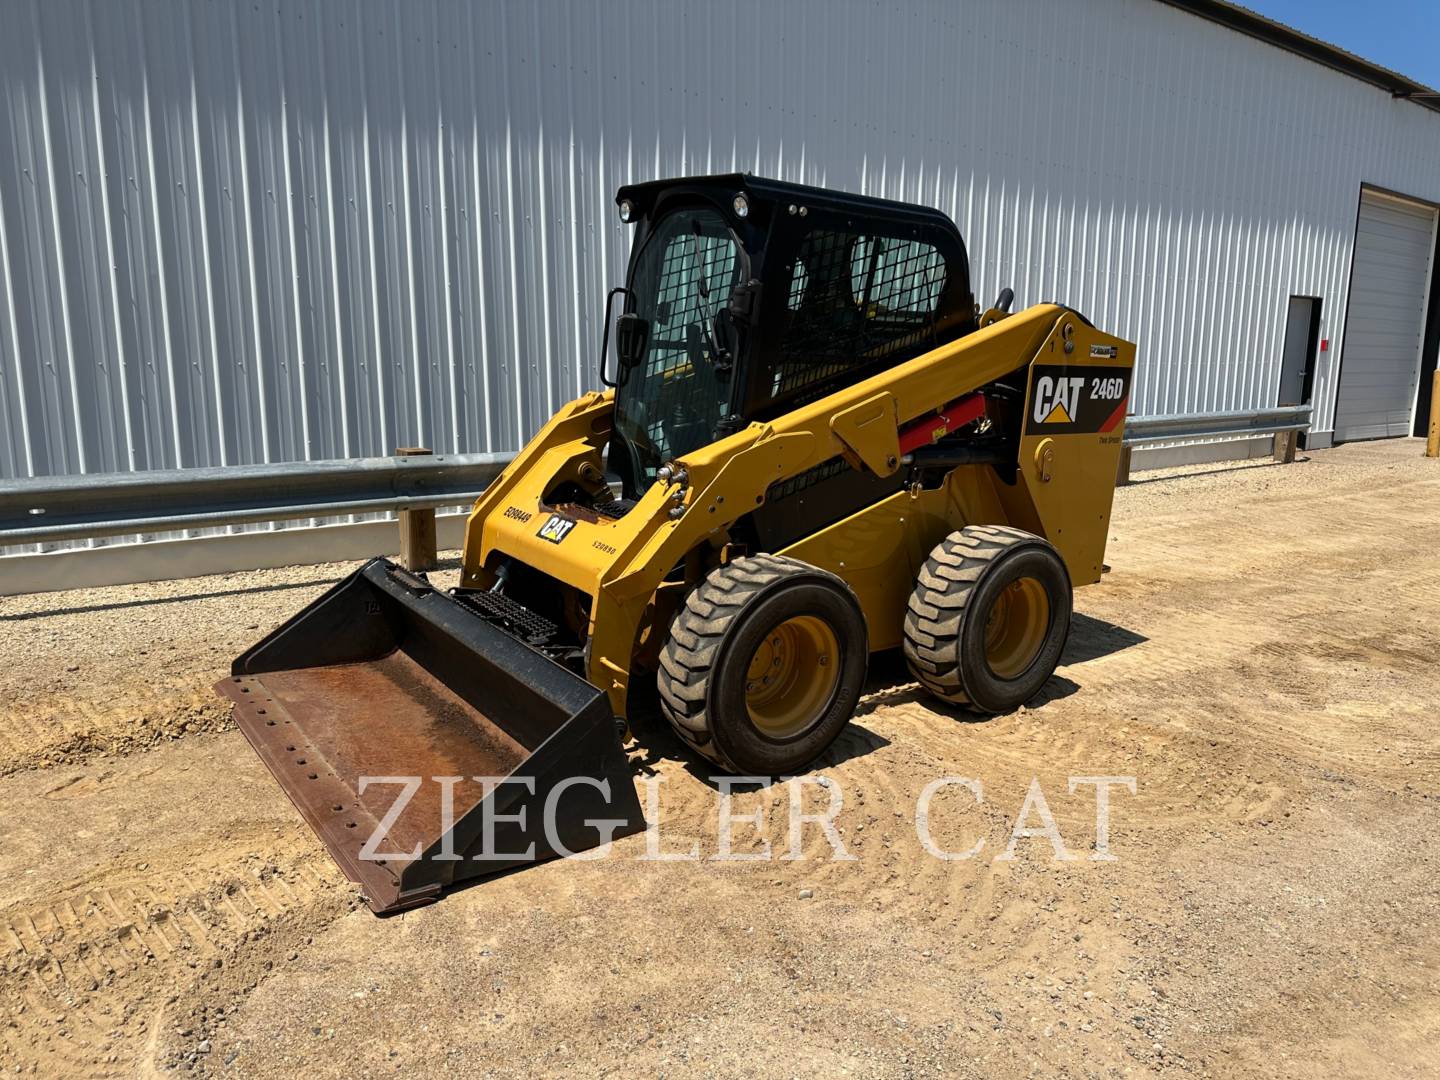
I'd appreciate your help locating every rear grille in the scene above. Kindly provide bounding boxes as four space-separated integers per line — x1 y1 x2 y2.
591 497 634 520
452 589 559 647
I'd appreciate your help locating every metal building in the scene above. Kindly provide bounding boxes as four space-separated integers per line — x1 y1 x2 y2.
2 0 1439 528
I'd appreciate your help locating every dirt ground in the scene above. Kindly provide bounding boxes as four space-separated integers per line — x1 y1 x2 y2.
1 438 1437 1079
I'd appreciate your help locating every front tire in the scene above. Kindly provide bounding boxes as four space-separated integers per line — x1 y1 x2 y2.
903 526 1072 713
658 555 868 774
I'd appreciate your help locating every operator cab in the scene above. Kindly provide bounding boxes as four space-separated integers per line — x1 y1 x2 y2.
603 174 978 498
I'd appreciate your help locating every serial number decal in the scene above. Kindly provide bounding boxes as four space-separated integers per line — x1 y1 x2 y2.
503 506 533 523
537 513 577 544
1089 344 1119 359
1025 364 1131 436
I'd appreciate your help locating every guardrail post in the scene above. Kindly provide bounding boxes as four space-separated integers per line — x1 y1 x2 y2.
1272 430 1298 464
396 447 438 571
1116 445 1132 486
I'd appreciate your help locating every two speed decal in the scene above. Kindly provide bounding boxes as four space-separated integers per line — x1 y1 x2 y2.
536 514 577 544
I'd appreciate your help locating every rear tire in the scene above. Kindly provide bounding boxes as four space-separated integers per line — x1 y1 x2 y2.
903 526 1071 713
658 555 867 774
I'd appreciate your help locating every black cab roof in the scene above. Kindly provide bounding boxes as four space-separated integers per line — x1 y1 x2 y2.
614 173 963 235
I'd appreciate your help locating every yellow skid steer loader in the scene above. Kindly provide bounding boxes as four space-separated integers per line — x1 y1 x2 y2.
217 175 1134 913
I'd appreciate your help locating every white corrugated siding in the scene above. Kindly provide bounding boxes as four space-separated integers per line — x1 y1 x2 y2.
3 0 1440 496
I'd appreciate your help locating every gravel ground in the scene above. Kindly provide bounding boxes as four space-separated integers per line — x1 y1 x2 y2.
1 438 1437 1078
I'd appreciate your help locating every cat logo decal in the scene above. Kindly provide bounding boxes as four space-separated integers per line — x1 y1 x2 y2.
537 514 577 544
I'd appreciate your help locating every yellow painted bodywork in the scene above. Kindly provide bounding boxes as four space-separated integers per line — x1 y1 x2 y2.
778 465 1011 652
459 303 1135 721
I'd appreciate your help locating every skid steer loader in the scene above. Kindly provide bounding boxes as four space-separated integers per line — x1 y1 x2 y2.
217 174 1134 913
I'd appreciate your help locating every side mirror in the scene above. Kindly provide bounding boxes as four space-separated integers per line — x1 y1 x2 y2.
711 309 735 376
614 313 650 378
727 278 762 327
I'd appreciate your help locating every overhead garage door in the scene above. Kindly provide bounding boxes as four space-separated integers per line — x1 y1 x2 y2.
1333 192 1438 442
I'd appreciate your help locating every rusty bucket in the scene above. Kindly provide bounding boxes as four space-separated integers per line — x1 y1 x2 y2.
216 559 645 914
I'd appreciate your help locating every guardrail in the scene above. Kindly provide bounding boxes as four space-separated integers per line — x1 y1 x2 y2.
1123 405 1312 446
0 404 1313 551
0 451 508 549
1118 404 1312 483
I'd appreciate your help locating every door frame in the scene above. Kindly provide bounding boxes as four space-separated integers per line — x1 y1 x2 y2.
1278 294 1323 446
1414 211 1440 438
1332 184 1440 443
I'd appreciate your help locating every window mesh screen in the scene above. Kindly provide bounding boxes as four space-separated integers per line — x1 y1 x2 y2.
614 210 741 478
774 230 947 398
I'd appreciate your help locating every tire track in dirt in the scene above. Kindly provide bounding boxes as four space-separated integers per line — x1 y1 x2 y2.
3 442 1439 1078
0 683 231 777
0 839 350 1077
0 563 351 779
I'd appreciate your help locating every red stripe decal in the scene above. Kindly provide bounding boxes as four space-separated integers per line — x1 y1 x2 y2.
898 394 987 454
1100 398 1128 433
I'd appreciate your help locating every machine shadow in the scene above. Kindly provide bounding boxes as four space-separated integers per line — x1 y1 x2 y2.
1062 612 1148 664
608 609 1147 791
855 647 1082 722
624 673 892 791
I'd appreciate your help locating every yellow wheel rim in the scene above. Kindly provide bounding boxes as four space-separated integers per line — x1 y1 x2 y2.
744 615 841 739
983 577 1050 679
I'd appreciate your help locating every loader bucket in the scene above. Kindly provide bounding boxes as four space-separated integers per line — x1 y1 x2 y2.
215 558 645 915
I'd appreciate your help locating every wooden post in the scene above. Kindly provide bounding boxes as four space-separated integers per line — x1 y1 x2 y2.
1116 445 1133 486
1428 370 1440 458
1272 429 1298 465
396 446 438 572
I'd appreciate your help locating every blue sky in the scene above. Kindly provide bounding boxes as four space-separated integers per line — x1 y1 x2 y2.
1248 0 1440 87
